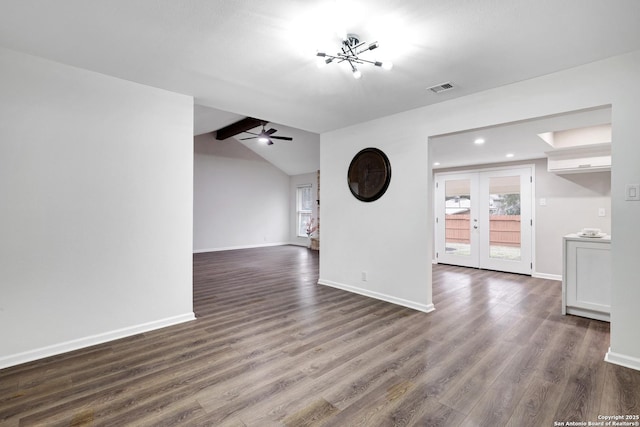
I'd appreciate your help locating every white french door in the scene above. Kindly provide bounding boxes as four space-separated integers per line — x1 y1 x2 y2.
435 166 533 275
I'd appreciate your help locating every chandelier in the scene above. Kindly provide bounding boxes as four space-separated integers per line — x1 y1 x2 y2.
316 33 393 79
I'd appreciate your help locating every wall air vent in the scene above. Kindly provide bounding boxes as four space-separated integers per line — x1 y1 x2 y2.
428 82 455 93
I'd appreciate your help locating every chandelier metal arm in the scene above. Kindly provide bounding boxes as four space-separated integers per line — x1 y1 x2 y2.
351 57 378 66
343 40 365 55
354 43 377 56
316 34 391 77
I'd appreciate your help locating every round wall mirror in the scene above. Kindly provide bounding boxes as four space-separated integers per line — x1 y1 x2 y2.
347 147 392 202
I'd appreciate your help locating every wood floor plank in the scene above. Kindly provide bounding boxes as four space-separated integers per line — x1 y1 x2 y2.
2 246 639 426
316 375 416 427
459 341 545 427
537 322 588 384
505 375 563 427
552 363 606 423
576 320 610 369
282 398 339 427
198 370 309 425
238 322 437 424
600 363 640 416
320 334 437 410
438 338 519 414
410 400 467 427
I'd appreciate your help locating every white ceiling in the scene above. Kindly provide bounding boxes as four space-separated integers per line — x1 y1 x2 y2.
1 1 639 173
430 106 612 170
236 123 320 176
193 104 320 175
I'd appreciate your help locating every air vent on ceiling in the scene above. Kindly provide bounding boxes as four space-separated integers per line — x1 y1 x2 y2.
428 82 455 94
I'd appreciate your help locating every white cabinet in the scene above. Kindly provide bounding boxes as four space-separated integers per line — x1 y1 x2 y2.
562 234 611 321
546 143 611 174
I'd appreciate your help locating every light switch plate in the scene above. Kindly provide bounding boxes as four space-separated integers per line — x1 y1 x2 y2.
625 184 640 201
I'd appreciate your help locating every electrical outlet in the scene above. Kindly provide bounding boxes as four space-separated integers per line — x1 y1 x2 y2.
598 208 606 217
361 271 367 281
539 198 547 206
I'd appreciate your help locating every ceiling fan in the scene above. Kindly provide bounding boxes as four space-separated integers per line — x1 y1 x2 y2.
239 123 293 145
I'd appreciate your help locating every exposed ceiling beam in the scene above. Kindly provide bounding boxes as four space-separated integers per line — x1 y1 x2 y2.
214 117 264 140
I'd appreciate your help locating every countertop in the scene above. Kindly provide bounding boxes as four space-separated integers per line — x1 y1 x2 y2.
564 233 611 242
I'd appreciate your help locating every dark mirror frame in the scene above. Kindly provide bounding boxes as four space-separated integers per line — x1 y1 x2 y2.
347 147 392 202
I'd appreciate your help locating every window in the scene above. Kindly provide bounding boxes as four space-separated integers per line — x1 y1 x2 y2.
296 185 313 237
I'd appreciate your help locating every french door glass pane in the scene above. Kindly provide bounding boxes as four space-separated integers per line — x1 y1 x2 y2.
445 179 471 257
488 176 521 260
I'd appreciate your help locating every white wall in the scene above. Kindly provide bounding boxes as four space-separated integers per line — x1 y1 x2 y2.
535 162 610 277
290 172 319 246
0 48 194 368
320 50 640 370
193 133 290 252
320 129 433 312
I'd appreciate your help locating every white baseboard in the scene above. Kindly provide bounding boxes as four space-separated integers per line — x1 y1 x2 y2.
433 264 561 281
0 312 196 370
605 347 640 372
193 242 289 253
317 279 435 314
532 272 562 281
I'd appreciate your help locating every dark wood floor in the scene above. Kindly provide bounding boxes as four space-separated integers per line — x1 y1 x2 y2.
2 245 639 426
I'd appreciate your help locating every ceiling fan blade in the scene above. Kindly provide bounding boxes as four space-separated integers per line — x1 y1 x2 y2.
243 131 260 136
265 128 277 135
239 136 257 140
270 136 293 141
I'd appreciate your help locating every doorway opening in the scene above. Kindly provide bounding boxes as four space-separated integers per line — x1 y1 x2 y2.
428 104 612 279
435 166 533 275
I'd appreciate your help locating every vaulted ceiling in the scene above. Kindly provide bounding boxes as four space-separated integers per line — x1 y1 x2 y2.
2 1 640 172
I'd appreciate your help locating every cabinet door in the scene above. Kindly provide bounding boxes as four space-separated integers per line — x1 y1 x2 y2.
565 240 611 313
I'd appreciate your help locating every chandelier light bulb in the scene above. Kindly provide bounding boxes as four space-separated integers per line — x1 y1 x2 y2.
375 61 393 70
352 69 362 79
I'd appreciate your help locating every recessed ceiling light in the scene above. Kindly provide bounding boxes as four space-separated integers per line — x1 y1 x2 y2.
474 138 485 145
506 153 515 158
433 162 440 166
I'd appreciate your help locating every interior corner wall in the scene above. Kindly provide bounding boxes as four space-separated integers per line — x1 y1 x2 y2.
0 48 195 369
533 160 611 277
193 133 290 252
320 50 640 369
290 172 318 246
